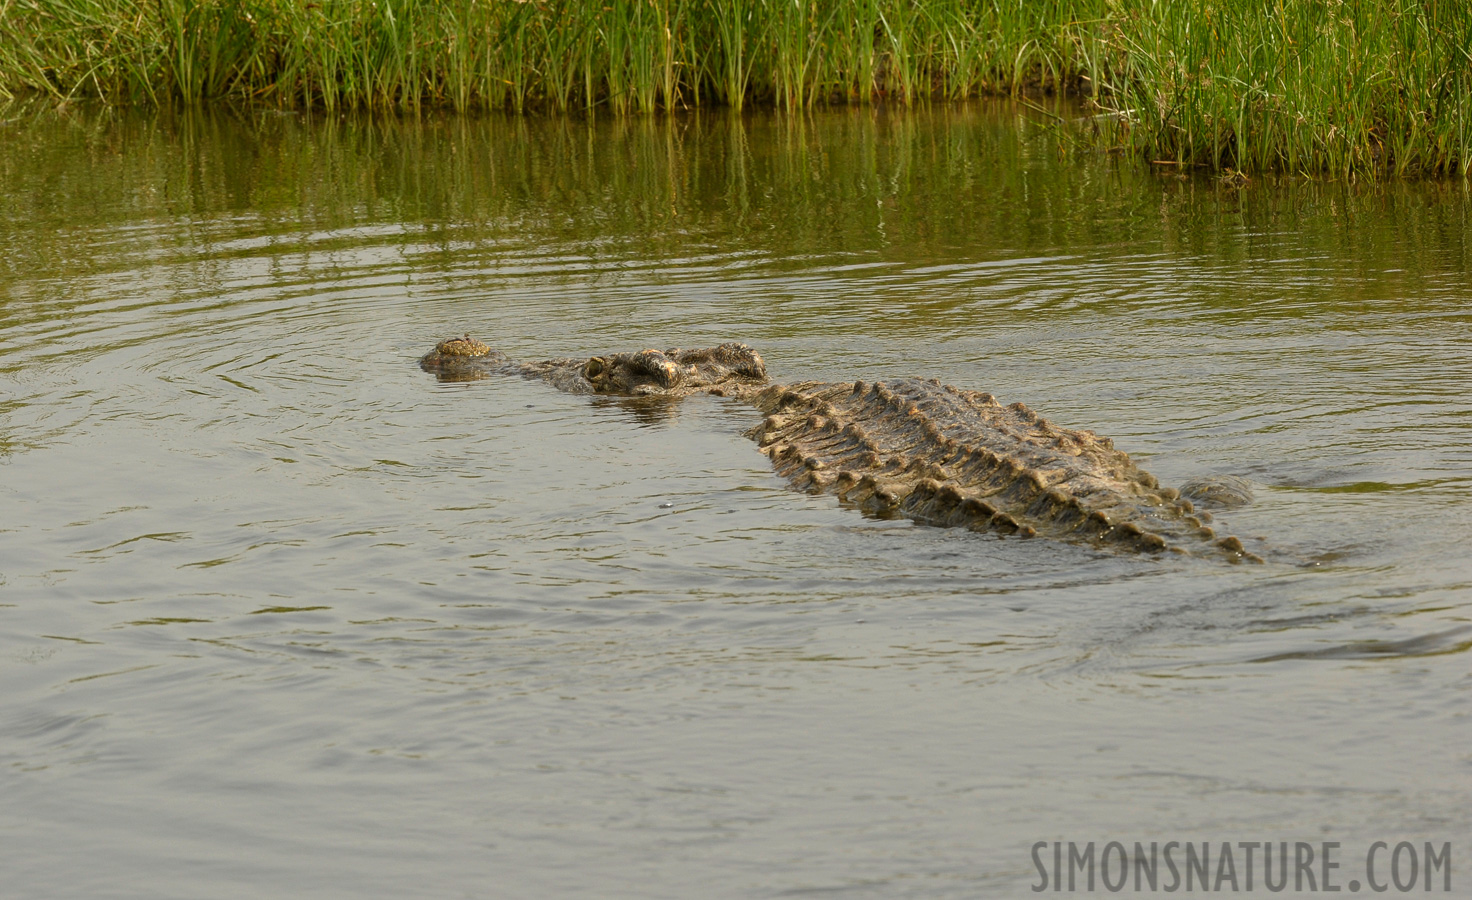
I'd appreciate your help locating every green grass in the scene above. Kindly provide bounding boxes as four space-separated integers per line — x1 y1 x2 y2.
1093 0 1472 177
2 0 1471 175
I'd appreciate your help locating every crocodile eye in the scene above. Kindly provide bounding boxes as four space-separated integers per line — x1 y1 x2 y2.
584 358 605 379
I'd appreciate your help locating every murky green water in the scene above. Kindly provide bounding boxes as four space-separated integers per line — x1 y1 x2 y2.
2 102 1469 899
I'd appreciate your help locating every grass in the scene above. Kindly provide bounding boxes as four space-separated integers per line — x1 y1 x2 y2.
2 0 1471 175
1095 0 1472 177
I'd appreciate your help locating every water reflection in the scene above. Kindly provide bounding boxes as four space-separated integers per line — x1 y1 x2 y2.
4 101 1472 308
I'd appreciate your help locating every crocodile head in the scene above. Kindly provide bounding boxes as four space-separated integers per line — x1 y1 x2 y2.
419 335 509 382
422 337 769 395
574 343 769 396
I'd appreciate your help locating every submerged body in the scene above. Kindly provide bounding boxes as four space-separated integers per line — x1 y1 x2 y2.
421 337 1261 563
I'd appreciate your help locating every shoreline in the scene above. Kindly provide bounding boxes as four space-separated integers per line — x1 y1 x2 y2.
3 0 1469 176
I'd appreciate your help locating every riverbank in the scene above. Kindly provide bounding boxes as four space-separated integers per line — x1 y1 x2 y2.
3 0 1470 175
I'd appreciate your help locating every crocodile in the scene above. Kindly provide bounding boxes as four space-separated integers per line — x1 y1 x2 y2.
421 336 1262 563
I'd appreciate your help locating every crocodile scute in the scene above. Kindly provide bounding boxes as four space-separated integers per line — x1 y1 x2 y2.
421 338 1262 563
746 378 1260 562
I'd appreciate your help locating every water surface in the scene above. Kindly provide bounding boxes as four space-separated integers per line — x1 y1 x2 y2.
1 102 1469 898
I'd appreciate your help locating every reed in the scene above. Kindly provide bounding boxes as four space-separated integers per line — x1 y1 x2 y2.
1088 0 1472 176
2 0 1470 174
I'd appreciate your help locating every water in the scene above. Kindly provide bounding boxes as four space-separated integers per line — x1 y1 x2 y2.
1 103 1469 899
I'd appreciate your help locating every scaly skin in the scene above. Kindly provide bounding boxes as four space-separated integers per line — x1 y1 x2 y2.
421 338 1262 563
747 379 1260 562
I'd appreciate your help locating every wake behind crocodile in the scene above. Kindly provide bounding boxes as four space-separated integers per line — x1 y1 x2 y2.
421 337 1263 563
